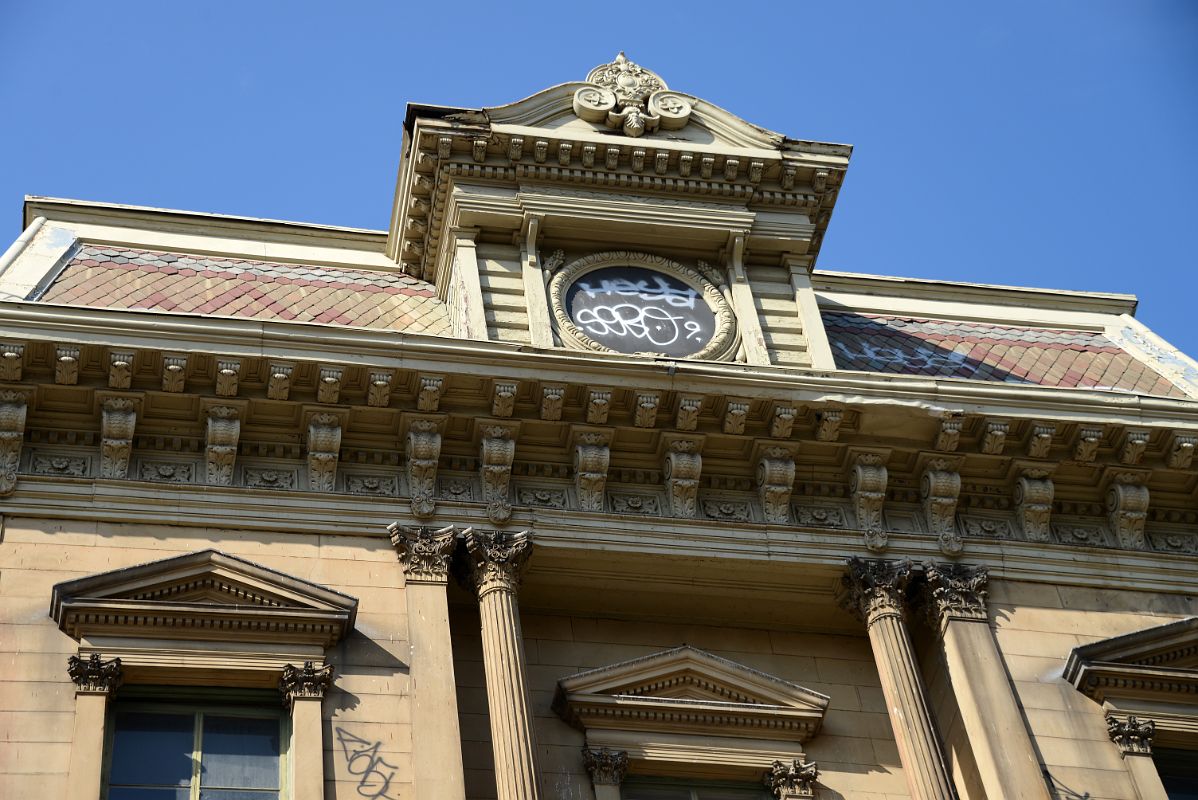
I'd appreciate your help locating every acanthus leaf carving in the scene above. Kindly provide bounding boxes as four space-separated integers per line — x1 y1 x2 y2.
765 758 819 799
664 439 702 518
771 405 796 439
0 341 24 381
306 413 342 492
317 366 343 404
922 460 963 556
108 351 133 389
814 409 842 442
215 359 241 397
406 418 442 519
1015 469 1054 542
1168 432 1196 469
279 661 333 708
492 381 518 418
852 453 888 552
1120 429 1150 465
1027 423 1056 459
586 389 611 425
923 561 989 627
541 385 565 421
417 375 444 412
67 652 122 694
981 420 1009 455
839 558 913 626
367 370 393 407
100 397 138 480
675 396 702 431
462 528 533 597
583 747 629 787
935 417 962 452
723 400 749 435
574 431 612 512
1106 714 1156 756
757 446 796 525
205 406 241 487
480 424 517 524
387 523 457 584
1107 475 1149 550
634 391 660 428
1075 425 1103 462
266 363 293 401
162 355 187 393
0 390 29 495
55 345 80 385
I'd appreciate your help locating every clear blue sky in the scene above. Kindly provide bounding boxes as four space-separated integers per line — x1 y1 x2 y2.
2 1 1195 356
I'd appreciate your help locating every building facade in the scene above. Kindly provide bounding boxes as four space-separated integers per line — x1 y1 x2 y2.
1 54 1197 800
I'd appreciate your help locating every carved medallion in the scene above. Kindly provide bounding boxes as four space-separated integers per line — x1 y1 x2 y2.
573 53 693 137
549 251 737 361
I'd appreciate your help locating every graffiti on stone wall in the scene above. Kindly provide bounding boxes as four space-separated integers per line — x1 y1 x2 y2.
336 727 398 799
833 340 976 372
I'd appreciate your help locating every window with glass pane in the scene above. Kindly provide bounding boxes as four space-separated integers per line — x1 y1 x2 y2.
1154 747 1198 799
621 777 770 800
106 706 283 800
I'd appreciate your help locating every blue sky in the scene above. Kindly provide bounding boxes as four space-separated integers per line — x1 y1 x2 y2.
2 1 1195 356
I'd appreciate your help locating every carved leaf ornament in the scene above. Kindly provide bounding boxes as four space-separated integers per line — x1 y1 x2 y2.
549 251 738 361
573 52 693 138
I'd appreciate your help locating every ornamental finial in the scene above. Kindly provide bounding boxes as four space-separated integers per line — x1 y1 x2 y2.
573 54 692 138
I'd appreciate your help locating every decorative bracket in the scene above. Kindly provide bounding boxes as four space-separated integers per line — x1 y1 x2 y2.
815 409 842 442
108 350 134 389
266 362 293 401
1107 472 1150 550
162 355 187 393
675 395 702 431
851 452 889 552
479 421 520 524
634 391 660 428
55 345 80 385
934 416 963 452
202 401 244 487
0 341 24 381
756 444 797 525
572 427 612 513
663 435 703 518
1120 429 1150 465
417 374 444 412
98 394 139 480
317 366 343 404
367 370 394 407
403 414 444 520
1015 467 1054 542
492 380 518 418
586 388 611 425
1026 422 1056 459
921 457 963 556
981 419 1009 455
0 388 31 495
541 384 565 421
1074 425 1103 462
304 410 344 492
215 359 241 397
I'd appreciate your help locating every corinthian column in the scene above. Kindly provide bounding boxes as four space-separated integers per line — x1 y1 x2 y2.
66 653 122 800
841 559 956 800
390 523 467 799
462 529 542 800
280 661 333 800
1107 715 1168 800
922 563 1051 800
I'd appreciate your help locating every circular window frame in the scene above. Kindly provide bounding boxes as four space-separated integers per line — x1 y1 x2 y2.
548 251 738 361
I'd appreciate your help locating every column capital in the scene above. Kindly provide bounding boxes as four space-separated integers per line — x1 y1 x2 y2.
582 747 628 786
67 653 122 695
388 523 457 584
280 661 334 708
765 758 819 799
923 562 989 628
462 528 533 597
1107 714 1156 756
839 558 913 626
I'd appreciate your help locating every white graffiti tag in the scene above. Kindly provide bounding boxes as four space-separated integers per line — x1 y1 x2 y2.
573 276 705 348
833 341 976 372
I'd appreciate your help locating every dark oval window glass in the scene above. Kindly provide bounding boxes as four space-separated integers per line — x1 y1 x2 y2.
565 266 715 357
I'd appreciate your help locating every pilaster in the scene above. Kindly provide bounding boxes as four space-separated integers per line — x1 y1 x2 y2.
922 563 1051 800
66 654 121 800
840 559 956 800
1106 715 1168 800
280 661 333 800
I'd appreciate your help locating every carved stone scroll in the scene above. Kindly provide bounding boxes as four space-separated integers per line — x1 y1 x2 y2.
1168 432 1196 469
586 389 611 425
108 351 133 389
279 661 334 708
481 424 517 524
100 397 138 479
765 758 819 799
981 420 1008 455
634 392 660 428
1027 423 1055 459
922 461 962 556
934 417 962 452
0 390 29 495
839 558 913 626
205 406 241 487
388 523 457 584
574 431 612 512
492 381 517 418
418 375 444 412
1015 470 1054 542
923 562 989 627
815 410 842 442
216 359 241 397
771 405 796 439
463 528 534 597
55 345 80 385
852 454 888 552
583 748 628 788
306 414 342 492
0 341 23 381
266 363 293 400
757 446 796 525
162 355 187 392
664 439 702 517
407 418 442 519
724 400 750 435
1120 429 1150 465
541 385 565 421
317 367 343 404
1075 425 1103 462
67 653 122 694
1108 475 1149 550
367 370 393 407
675 396 702 431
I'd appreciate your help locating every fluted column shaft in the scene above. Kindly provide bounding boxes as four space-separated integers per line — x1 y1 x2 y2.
464 529 542 800
842 559 956 800
924 564 1051 800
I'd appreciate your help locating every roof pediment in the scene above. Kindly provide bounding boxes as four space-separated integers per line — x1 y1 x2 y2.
554 645 829 742
51 549 358 648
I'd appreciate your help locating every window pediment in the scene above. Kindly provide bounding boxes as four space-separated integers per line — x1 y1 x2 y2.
1065 617 1198 702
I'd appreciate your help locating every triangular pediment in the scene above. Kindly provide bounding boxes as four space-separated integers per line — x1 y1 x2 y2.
554 645 829 743
51 550 357 648
1065 617 1198 703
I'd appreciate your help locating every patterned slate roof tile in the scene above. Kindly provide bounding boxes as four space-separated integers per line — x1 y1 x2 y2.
823 312 1185 398
36 245 450 336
